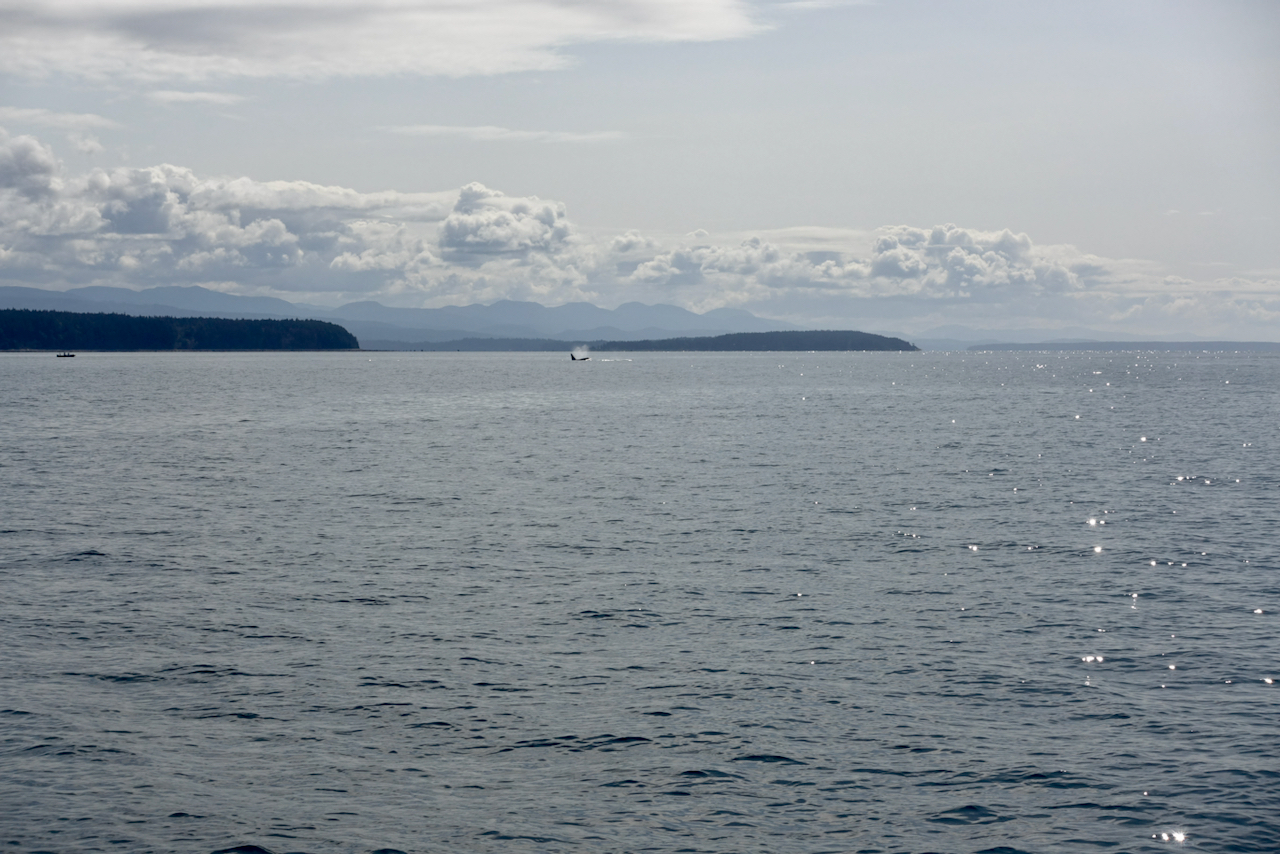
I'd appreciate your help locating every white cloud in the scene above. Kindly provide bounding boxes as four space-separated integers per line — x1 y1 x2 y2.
0 131 596 304
597 222 1280 337
0 0 762 81
68 134 105 154
439 183 575 257
609 230 663 255
0 107 119 130
622 223 1095 304
147 90 247 105
328 220 440 274
378 124 626 144
0 130 63 198
183 176 454 217
2 129 1276 338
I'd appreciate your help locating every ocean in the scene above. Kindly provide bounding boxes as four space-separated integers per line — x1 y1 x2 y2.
1 350 1277 854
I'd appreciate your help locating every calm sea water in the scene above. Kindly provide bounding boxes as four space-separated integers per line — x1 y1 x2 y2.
1 350 1277 854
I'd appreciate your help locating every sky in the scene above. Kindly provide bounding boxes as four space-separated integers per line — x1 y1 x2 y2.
0 0 1277 337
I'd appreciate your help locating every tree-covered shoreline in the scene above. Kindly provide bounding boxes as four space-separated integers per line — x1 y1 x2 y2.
593 330 917 352
0 309 359 351
401 329 917 352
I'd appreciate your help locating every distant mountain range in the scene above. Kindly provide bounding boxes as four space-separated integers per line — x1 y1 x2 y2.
6 285 1269 350
0 285 796 348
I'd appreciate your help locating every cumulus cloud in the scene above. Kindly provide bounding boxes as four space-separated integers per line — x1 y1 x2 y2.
68 134 105 154
1 129 1275 337
183 176 453 218
439 183 575 258
596 222 1279 337
0 0 762 81
610 230 663 255
0 130 63 198
379 124 626 144
620 222 1102 306
0 130 594 304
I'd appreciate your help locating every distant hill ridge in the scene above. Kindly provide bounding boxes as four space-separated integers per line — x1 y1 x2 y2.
0 285 795 346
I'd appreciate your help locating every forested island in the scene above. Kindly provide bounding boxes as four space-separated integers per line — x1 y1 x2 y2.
594 330 917 351
408 329 917 352
0 309 359 351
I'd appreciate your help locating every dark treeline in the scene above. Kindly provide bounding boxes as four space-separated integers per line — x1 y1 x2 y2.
595 330 917 352
392 329 916 352
1 309 359 351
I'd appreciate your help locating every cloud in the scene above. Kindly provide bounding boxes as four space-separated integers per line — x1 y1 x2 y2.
182 176 454 218
0 130 593 304
0 0 762 81
0 107 119 130
147 90 247 105
622 223 1094 304
68 134 105 154
596 223 1280 337
609 230 663 255
378 124 626 144
439 183 575 258
0 130 62 198
2 129 1275 338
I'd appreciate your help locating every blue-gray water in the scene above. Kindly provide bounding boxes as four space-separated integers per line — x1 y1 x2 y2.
2 350 1277 854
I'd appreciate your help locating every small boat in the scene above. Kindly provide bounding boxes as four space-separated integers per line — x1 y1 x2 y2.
56 352 75 358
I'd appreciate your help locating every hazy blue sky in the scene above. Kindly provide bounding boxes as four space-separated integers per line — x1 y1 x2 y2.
1 0 1276 336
